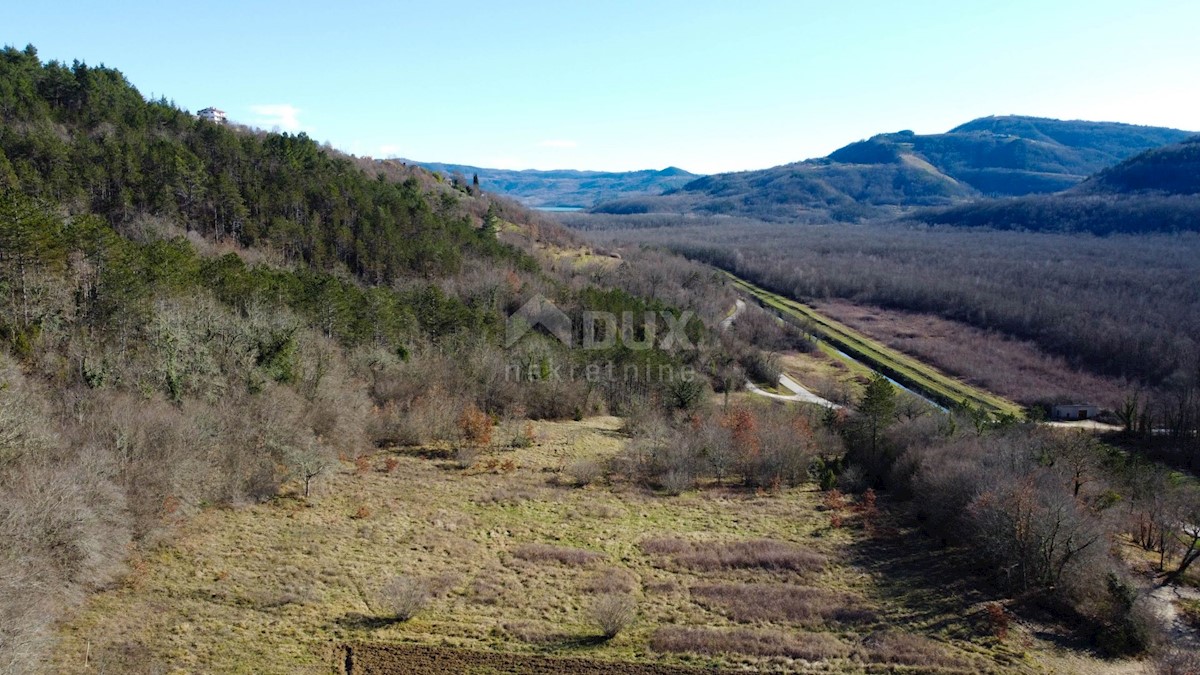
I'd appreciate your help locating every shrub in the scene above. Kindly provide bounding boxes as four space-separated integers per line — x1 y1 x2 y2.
565 458 605 487
863 631 966 668
380 575 430 621
985 602 1010 639
510 421 536 448
641 538 826 574
354 455 372 475
455 443 480 469
512 543 605 566
659 469 694 495
590 593 637 639
836 464 867 493
1094 573 1159 656
457 404 493 446
691 583 876 627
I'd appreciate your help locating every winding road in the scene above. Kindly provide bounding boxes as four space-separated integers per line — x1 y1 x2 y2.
723 299 842 409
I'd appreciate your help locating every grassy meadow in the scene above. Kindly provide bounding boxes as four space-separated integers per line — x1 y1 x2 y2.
48 415 1131 674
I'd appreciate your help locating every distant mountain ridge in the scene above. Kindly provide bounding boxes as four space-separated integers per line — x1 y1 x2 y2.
590 116 1194 221
407 161 699 208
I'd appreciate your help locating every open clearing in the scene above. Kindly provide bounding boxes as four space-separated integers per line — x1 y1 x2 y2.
51 417 1135 673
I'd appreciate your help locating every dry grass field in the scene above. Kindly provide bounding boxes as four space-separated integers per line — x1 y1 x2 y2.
49 417 1147 674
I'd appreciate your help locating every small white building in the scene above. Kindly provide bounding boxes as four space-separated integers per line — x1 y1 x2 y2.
198 107 227 124
1052 404 1101 421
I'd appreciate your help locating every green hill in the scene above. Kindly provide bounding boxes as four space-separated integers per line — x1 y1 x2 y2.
1081 136 1200 195
918 137 1200 234
591 116 1193 221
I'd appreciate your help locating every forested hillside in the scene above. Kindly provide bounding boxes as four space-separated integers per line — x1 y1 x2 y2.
0 45 758 671
590 116 1192 221
919 137 1200 234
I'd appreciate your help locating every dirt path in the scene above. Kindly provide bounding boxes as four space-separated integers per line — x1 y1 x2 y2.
723 299 841 409
1147 583 1200 649
746 373 842 409
720 298 746 330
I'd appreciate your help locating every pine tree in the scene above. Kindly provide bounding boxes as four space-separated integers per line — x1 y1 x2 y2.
857 374 896 468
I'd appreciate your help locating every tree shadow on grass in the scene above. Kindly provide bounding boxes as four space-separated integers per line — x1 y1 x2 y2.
334 612 401 630
545 635 610 650
845 521 998 636
846 516 1097 654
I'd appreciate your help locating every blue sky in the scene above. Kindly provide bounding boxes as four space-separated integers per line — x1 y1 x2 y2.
5 1 1198 173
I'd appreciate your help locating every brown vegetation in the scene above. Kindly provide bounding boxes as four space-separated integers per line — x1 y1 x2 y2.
589 593 637 639
649 626 852 661
813 298 1130 406
338 642 728 675
641 538 826 574
690 583 876 627
379 576 431 622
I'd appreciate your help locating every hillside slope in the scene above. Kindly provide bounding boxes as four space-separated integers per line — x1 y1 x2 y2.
591 116 1193 221
919 136 1200 234
409 161 698 208
0 45 730 672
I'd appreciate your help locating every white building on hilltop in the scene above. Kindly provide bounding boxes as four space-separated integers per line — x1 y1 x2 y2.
198 107 226 124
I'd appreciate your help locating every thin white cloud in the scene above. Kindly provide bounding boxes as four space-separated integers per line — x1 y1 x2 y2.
537 139 578 149
377 144 403 157
248 104 306 133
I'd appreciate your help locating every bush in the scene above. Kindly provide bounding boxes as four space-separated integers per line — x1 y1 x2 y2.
862 631 966 668
590 593 637 639
691 583 875 627
1094 574 1159 656
659 469 695 495
457 404 493 446
641 538 826 574
509 422 536 448
380 575 430 621
565 458 605 487
455 443 480 469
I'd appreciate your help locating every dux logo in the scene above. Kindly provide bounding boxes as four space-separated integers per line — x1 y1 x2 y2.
506 294 573 347
506 294 695 351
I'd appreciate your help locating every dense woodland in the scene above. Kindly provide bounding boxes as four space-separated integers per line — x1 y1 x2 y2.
919 137 1200 235
575 215 1200 460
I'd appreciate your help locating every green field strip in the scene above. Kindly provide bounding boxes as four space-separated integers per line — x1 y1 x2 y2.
725 272 1024 418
